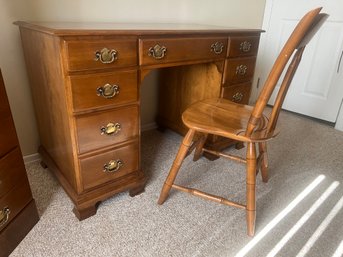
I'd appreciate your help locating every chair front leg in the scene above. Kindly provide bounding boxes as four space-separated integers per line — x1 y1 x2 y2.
258 142 269 183
246 142 257 237
158 129 196 205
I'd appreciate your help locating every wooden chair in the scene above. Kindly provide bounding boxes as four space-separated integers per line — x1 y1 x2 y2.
157 7 328 236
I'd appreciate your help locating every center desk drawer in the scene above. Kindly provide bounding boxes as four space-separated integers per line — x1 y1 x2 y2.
65 38 137 71
139 37 227 66
79 141 139 191
75 106 139 154
70 70 138 112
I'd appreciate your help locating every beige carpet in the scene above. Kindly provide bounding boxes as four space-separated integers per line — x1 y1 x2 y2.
10 110 343 257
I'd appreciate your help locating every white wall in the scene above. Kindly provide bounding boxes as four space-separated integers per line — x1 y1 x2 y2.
0 0 266 155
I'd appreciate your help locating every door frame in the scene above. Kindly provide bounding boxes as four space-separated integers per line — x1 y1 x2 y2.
252 0 343 131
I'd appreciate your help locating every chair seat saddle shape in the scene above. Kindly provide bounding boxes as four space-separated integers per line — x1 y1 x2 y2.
157 7 328 236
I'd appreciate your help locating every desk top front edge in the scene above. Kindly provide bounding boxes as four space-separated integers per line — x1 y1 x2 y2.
14 21 264 36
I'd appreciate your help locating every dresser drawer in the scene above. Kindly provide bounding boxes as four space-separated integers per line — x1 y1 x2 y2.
65 38 137 71
228 36 260 57
0 180 32 232
0 88 17 158
224 57 257 84
70 70 138 112
79 141 139 191
222 82 252 104
0 148 27 199
75 105 139 154
139 37 227 66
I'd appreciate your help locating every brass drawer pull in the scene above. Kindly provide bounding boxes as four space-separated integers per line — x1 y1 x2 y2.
96 84 120 99
100 122 121 136
103 159 123 173
239 41 252 53
94 48 118 64
236 65 248 76
211 42 224 54
0 207 10 228
232 92 244 103
148 44 167 59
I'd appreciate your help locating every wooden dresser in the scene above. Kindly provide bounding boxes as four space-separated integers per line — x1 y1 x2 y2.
0 70 39 257
15 22 262 220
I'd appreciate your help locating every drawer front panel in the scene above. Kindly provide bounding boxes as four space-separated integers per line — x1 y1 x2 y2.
0 148 27 199
224 57 257 84
0 181 32 232
80 141 139 191
65 38 137 71
139 37 227 66
222 82 252 104
76 106 139 154
0 95 17 157
70 70 138 112
228 36 260 57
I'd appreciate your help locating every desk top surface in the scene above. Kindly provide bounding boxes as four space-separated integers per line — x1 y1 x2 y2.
15 21 263 36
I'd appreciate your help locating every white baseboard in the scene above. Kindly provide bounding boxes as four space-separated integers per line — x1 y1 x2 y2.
141 122 158 131
23 153 41 164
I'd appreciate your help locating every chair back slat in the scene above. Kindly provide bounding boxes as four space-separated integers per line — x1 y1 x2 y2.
245 7 328 137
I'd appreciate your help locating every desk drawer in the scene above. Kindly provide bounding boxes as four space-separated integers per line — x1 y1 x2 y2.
65 38 137 71
228 36 260 57
75 106 139 154
70 70 138 112
139 37 227 66
222 82 251 104
0 180 32 232
0 148 27 199
80 141 139 191
224 57 256 84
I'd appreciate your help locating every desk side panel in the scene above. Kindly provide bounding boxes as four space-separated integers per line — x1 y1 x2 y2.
18 28 77 190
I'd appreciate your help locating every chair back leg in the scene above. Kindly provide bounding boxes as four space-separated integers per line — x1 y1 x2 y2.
258 142 269 182
193 133 208 161
158 129 196 205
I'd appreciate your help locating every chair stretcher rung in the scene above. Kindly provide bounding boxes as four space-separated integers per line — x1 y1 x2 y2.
172 184 246 209
202 148 246 163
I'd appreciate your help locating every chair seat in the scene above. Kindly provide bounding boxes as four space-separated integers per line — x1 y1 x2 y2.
182 98 278 142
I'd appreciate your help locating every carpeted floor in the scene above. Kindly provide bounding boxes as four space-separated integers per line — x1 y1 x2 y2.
10 110 343 257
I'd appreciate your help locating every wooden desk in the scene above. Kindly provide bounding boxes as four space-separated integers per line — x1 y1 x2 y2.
15 22 262 220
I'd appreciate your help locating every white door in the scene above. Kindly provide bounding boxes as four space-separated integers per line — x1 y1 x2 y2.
256 0 343 122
